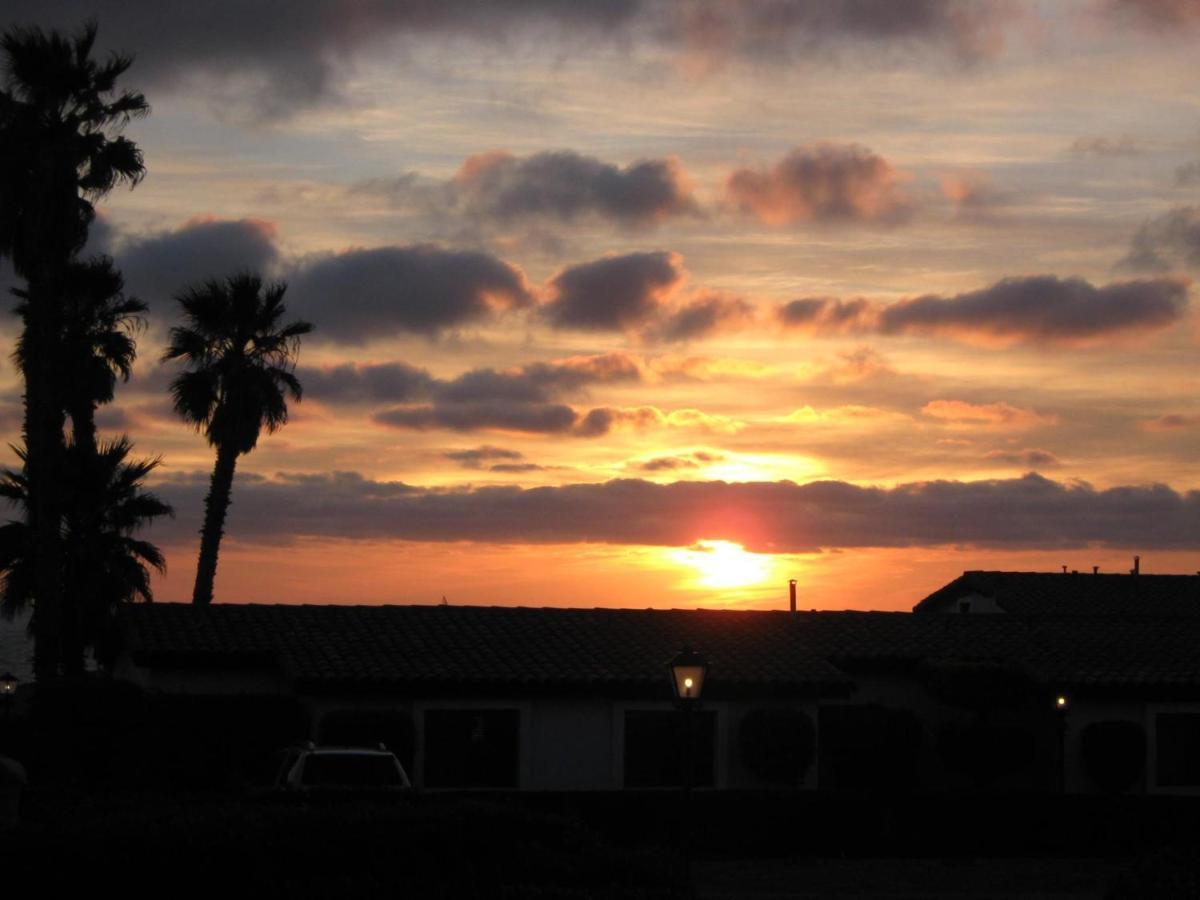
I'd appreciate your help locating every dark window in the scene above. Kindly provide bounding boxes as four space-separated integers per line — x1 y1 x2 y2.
300 753 404 787
424 709 520 788
1156 713 1200 786
623 710 716 788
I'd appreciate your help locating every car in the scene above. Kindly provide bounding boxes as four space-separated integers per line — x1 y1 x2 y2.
274 742 412 791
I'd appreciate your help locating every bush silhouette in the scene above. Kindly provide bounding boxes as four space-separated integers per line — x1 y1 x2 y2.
739 707 816 786
938 720 1036 787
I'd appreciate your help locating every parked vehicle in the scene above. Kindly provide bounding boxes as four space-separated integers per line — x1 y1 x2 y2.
274 742 412 791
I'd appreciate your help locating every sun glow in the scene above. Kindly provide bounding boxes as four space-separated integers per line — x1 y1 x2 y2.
669 539 775 589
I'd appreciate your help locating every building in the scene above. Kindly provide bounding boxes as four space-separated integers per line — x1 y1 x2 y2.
111 582 1200 796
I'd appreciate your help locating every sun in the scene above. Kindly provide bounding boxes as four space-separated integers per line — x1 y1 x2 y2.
670 540 774 589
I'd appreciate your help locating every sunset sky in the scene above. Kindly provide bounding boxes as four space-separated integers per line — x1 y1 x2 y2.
5 0 1200 612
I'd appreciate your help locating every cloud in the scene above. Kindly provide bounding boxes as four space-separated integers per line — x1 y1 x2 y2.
1110 0 1200 28
1067 135 1143 157
940 171 1010 223
633 451 724 473
1120 206 1200 272
377 402 737 438
152 471 1200 554
287 244 535 342
921 400 1058 429
982 448 1062 468
443 446 526 469
298 362 438 403
1177 161 1200 186
19 2 1011 118
117 217 281 313
725 143 913 226
782 405 912 426
19 2 642 118
778 276 1191 346
1142 413 1200 432
541 251 684 332
645 293 757 342
449 150 698 228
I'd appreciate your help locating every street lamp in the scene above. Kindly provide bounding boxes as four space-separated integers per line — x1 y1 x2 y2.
0 673 17 721
666 646 707 886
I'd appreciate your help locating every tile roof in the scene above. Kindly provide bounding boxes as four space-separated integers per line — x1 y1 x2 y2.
119 603 1200 697
913 571 1200 617
119 604 854 698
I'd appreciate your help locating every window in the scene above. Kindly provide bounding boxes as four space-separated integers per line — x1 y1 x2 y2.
1156 713 1200 787
423 709 520 788
623 709 716 788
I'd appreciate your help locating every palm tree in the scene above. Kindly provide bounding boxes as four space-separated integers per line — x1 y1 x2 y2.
13 257 146 453
0 439 172 668
0 22 147 676
164 274 313 605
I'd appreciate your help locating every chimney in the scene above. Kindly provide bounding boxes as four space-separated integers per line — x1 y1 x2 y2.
1132 555 1140 576
788 579 797 613
1062 565 1068 574
1093 566 1099 575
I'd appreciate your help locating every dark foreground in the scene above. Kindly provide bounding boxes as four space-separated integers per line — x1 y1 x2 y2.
3 789 1200 898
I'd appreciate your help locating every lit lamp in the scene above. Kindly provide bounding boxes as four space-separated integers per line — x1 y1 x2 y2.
1054 693 1069 793
667 647 707 703
666 646 707 887
0 672 16 721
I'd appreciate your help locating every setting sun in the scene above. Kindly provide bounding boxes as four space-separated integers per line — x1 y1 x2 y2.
670 540 776 589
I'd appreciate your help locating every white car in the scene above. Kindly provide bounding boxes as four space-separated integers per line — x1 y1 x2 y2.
274 743 412 791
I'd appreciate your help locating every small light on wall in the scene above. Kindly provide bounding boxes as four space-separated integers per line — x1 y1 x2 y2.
1055 695 1068 710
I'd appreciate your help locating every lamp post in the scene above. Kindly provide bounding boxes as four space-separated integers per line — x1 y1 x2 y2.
1054 694 1069 794
0 673 17 722
667 646 707 886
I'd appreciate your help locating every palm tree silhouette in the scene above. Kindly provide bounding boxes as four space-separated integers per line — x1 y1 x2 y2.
0 439 172 667
0 22 147 675
164 274 312 605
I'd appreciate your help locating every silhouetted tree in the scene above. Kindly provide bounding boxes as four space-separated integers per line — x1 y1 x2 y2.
0 439 171 667
164 275 312 605
0 22 146 675
12 258 148 672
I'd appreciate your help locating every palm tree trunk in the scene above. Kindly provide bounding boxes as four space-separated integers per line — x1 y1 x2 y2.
23 275 67 679
63 403 99 676
192 444 238 605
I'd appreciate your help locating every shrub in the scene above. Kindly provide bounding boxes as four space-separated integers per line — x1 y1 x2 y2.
738 707 816 786
1082 720 1145 794
820 704 922 790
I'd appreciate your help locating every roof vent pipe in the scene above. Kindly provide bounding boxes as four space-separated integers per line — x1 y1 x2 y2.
1093 566 1099 575
789 579 797 613
1132 555 1140 576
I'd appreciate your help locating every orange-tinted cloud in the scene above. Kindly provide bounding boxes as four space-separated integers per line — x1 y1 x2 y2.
726 143 913 225
922 400 1058 429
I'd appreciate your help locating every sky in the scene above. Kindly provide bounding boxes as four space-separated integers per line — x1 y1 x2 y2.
4 0 1200 613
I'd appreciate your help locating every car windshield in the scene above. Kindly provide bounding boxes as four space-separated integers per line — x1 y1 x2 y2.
300 753 403 787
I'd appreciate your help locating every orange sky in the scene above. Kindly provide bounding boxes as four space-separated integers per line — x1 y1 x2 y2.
5 1 1200 611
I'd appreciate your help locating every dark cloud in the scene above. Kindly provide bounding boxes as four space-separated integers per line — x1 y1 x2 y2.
376 401 580 435
725 143 913 226
152 471 1200 553
16 2 1009 118
1110 0 1200 28
634 451 724 473
1121 206 1200 271
489 463 546 474
117 218 281 314
541 251 684 332
444 150 697 228
444 446 525 469
1143 413 1200 432
368 353 649 437
779 275 1190 346
646 293 756 342
299 362 437 403
17 2 641 117
1067 136 1143 158
287 245 535 342
982 448 1062 468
